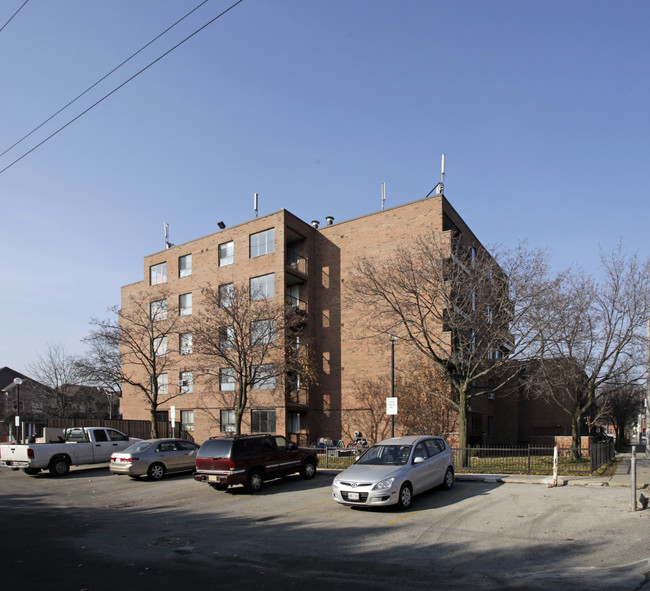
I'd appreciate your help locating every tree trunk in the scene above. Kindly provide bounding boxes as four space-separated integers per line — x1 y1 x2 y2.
150 407 159 438
570 412 582 460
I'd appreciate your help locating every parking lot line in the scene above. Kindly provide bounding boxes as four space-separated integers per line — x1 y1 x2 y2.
385 482 485 525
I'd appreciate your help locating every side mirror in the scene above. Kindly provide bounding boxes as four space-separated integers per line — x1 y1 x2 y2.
413 456 425 464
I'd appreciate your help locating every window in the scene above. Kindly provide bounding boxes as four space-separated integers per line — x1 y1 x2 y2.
181 410 194 432
413 441 428 461
250 228 275 258
288 412 300 434
470 246 477 269
153 336 168 357
220 368 235 391
179 293 192 316
150 262 167 285
424 438 444 457
220 325 235 349
219 283 234 307
151 299 167 321
180 332 193 355
251 319 275 345
157 374 168 395
250 273 275 301
251 409 276 433
220 409 236 433
253 364 275 390
179 254 192 278
219 241 234 266
471 291 476 312
179 371 193 393
487 305 493 325
94 429 108 442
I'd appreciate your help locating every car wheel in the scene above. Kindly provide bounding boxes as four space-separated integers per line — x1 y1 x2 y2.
442 467 454 490
147 463 166 480
300 459 317 479
22 468 40 476
246 470 264 492
49 456 70 477
210 483 229 491
397 482 413 510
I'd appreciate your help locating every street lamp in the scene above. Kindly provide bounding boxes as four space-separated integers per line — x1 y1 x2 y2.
13 378 22 443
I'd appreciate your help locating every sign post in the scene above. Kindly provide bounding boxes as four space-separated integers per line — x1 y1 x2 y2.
386 397 398 438
170 406 176 438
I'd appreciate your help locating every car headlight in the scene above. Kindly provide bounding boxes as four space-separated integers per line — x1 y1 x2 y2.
372 477 396 491
332 477 340 488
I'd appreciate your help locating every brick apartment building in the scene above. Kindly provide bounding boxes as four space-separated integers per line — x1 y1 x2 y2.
119 195 571 446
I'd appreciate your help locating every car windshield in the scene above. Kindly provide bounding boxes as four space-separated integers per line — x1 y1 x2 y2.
357 444 411 465
124 441 153 453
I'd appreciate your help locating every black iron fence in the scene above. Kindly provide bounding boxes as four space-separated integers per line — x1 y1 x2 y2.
314 440 615 475
452 440 615 475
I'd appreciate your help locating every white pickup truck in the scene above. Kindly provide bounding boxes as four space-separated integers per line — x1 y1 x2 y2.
0 427 139 476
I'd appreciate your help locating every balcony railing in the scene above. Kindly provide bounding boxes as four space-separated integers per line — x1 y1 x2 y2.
286 296 308 317
286 252 308 276
287 387 308 406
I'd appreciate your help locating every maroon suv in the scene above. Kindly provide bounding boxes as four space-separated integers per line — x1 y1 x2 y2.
194 434 318 492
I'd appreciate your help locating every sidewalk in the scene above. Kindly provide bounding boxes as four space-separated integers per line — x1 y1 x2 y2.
456 447 650 489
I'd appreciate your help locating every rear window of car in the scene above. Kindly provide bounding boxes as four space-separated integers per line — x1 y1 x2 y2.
125 441 153 453
198 439 233 458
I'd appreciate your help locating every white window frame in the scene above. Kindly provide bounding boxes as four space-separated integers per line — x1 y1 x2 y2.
179 293 192 316
251 409 276 433
220 325 235 349
251 319 275 345
151 299 167 321
179 371 193 393
220 367 236 391
220 409 236 433
253 364 276 390
250 228 275 258
150 262 167 285
180 332 193 355
179 254 192 278
250 273 275 301
157 373 168 395
153 336 168 357
181 410 194 432
219 241 234 266
219 283 234 308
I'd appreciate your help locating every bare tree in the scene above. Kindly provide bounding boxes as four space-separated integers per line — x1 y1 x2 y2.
598 382 644 450
396 362 458 438
341 377 394 446
92 289 184 437
349 233 549 460
77 318 122 418
29 344 84 418
531 245 650 453
191 284 312 435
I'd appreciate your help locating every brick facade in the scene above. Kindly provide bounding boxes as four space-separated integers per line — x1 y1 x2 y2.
119 196 566 446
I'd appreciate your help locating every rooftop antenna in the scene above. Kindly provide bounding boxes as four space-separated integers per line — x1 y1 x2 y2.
427 153 446 198
164 222 174 249
381 182 386 210
254 192 259 218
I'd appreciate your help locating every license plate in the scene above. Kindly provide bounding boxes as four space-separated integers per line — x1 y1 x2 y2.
208 475 218 482
347 491 360 500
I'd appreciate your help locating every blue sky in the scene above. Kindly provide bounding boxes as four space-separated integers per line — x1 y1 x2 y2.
2 0 648 374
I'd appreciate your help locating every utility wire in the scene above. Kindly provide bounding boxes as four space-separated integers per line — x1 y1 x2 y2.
0 0 29 34
0 0 246 176
0 0 210 160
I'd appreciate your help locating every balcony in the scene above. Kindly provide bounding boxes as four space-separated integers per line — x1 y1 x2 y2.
287 386 309 407
286 251 308 278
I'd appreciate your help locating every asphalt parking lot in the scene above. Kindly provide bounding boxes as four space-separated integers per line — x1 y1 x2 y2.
1 465 649 591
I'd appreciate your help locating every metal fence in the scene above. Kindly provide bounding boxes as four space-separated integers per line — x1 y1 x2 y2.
44 418 193 441
314 440 615 475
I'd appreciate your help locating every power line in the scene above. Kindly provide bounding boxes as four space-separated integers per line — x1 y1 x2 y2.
0 0 29 34
0 0 246 176
0 0 211 160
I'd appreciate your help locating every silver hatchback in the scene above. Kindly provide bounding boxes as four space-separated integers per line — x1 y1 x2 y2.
110 438 200 480
332 435 454 510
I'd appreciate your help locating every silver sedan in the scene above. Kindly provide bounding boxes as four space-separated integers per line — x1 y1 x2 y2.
110 438 200 480
332 435 454 510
